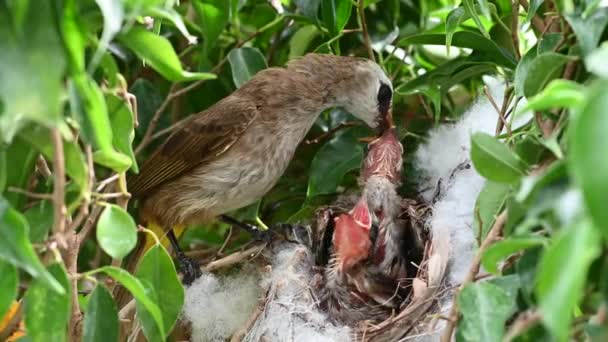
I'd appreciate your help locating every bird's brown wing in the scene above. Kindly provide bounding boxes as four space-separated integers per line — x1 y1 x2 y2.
128 98 258 197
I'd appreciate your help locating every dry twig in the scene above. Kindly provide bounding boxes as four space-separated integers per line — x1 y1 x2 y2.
358 0 375 62
51 129 67 248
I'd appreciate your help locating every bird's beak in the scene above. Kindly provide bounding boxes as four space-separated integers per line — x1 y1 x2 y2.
377 108 394 133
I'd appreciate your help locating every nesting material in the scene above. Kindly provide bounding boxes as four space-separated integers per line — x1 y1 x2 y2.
181 77 517 341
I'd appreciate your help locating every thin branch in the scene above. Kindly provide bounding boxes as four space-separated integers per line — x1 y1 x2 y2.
518 0 546 33
305 121 359 144
36 155 52 178
51 129 67 248
511 0 521 60
440 211 508 342
358 0 375 62
504 310 541 341
204 244 266 272
7 187 53 200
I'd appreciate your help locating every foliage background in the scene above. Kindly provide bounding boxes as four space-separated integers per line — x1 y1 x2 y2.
1 0 608 341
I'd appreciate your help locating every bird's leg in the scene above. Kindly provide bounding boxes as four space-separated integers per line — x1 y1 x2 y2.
219 215 273 242
167 229 202 285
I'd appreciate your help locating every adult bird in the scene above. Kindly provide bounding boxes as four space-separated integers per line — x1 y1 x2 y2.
127 53 393 284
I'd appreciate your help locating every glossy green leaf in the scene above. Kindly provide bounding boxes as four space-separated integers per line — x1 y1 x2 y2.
0 1 65 142
445 4 497 54
514 46 538 97
24 263 71 342
19 126 88 192
0 260 18 321
321 0 353 36
3 139 36 209
119 27 216 82
146 6 197 44
471 133 527 184
0 150 5 193
482 237 546 274
96 204 137 259
136 245 184 341
457 281 515 342
570 79 608 236
463 0 489 38
0 197 64 294
23 200 53 243
70 73 132 172
193 0 230 54
524 0 543 25
227 47 268 88
308 127 367 198
536 219 601 340
90 266 165 338
106 94 138 173
89 0 124 71
585 42 608 77
289 25 321 59
520 79 585 113
83 284 119 342
296 0 322 19
473 181 511 239
398 32 516 68
565 8 608 56
522 52 571 98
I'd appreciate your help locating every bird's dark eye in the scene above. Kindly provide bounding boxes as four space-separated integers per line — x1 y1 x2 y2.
377 83 392 114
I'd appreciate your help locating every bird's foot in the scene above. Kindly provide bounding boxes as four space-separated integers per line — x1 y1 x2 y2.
176 252 202 286
220 215 274 242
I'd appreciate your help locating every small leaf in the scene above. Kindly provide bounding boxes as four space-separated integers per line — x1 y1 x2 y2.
146 7 197 44
0 197 64 294
445 4 498 54
473 181 511 239
536 218 601 340
307 126 367 198
106 94 139 173
295 0 322 20
83 284 119 342
463 0 489 38
0 260 18 320
118 27 216 82
471 133 527 184
89 0 124 71
585 42 608 77
321 0 353 36
457 282 515 342
482 237 546 274
398 32 516 68
227 47 268 88
193 0 230 54
136 245 184 341
96 204 137 259
524 0 544 26
23 200 53 243
565 8 608 56
570 79 608 236
522 52 571 98
90 266 165 338
520 79 585 113
24 263 71 342
514 46 538 97
289 25 320 59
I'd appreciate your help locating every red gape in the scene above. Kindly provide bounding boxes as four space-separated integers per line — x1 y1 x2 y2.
333 198 372 273
361 127 403 185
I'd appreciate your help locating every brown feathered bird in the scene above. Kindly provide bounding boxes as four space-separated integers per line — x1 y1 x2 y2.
127 53 393 283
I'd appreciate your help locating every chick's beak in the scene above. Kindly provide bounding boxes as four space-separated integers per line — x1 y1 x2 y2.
333 199 372 273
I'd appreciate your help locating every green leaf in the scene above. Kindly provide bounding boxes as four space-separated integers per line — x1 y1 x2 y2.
24 263 71 342
96 204 137 259
307 127 366 198
0 1 66 142
118 27 216 82
83 284 119 342
69 73 132 172
463 0 489 38
289 25 321 59
457 282 515 342
321 0 353 36
89 266 165 338
23 200 53 243
136 245 184 341
570 79 608 236
482 237 546 274
585 42 608 78
0 197 64 294
524 0 544 26
146 7 197 44
565 8 608 56
227 47 268 88
89 0 124 72
296 0 322 20
0 260 18 320
106 94 139 173
19 126 88 192
398 32 516 68
471 133 527 184
3 139 36 208
514 46 538 97
536 219 601 340
193 0 230 54
473 181 511 239
520 79 585 113
522 52 571 98
445 4 497 54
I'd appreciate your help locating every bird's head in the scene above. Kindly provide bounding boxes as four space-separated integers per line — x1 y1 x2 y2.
335 59 393 131
332 197 372 273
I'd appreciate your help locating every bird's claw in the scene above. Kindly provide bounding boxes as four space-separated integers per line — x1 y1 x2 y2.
176 253 202 286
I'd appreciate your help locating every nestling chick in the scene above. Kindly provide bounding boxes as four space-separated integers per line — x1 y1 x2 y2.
126 53 393 283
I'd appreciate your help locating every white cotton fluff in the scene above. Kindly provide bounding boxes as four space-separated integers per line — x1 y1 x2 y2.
243 245 352 342
182 269 262 342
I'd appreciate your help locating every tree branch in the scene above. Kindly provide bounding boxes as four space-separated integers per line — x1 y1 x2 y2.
51 129 67 248
358 0 375 62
